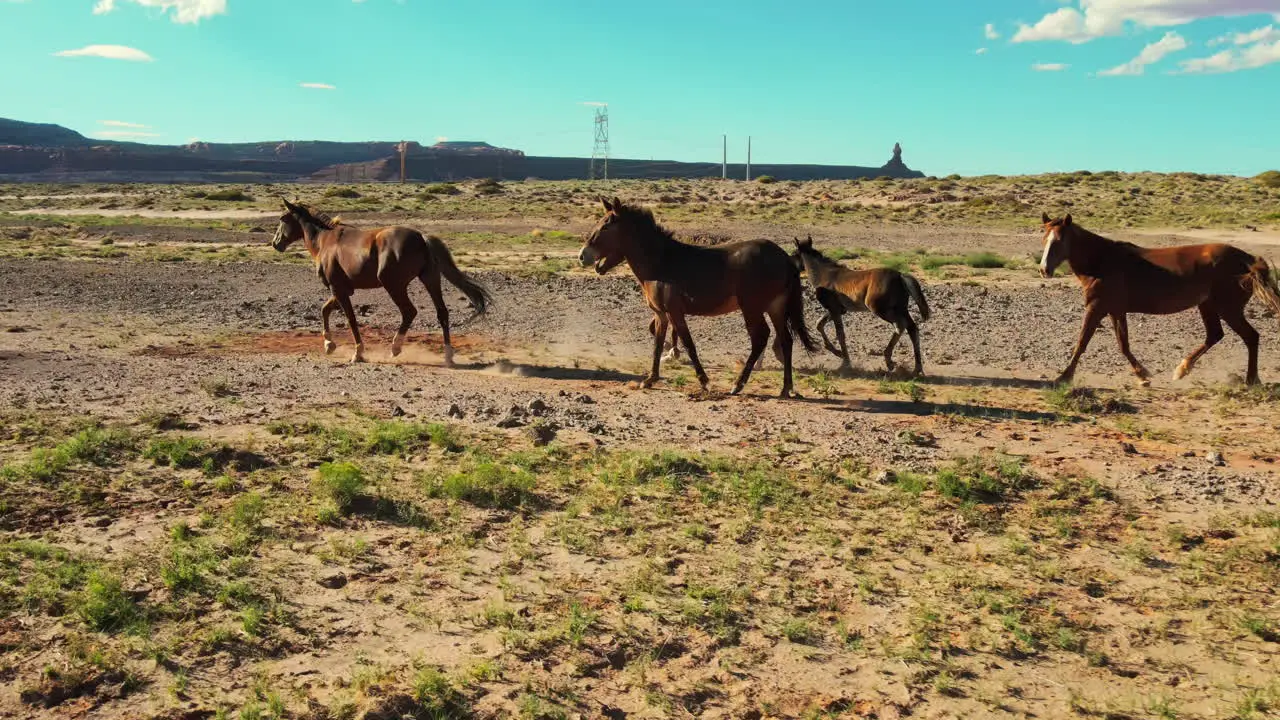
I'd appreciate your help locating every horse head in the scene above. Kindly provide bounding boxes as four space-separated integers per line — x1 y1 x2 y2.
1038 212 1074 278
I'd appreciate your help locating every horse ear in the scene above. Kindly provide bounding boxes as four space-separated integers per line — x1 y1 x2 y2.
1041 212 1051 225
1062 214 1073 227
600 196 613 213
612 196 622 211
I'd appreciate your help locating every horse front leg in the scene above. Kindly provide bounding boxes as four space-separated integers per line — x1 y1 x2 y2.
335 293 365 363
320 296 339 355
1109 311 1150 386
670 313 709 391
644 314 669 388
1057 303 1105 384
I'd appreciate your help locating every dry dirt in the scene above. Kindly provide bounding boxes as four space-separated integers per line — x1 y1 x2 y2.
1 190 1278 720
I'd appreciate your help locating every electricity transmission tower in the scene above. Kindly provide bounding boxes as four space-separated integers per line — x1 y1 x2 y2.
589 104 610 180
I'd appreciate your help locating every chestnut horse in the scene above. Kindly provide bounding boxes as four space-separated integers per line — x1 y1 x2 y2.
790 236 932 375
1040 213 1280 386
272 198 491 365
579 197 816 397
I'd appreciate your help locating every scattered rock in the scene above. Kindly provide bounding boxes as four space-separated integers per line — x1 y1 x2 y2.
497 412 526 429
1121 442 1138 455
1207 451 1225 467
390 405 406 418
873 470 897 485
318 570 348 589
527 398 549 416
576 394 596 404
446 403 464 419
527 422 558 446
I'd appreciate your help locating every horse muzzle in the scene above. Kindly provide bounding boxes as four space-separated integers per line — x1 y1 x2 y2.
578 246 598 268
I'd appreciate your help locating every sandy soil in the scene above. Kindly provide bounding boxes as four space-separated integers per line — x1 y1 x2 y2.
1 200 1279 720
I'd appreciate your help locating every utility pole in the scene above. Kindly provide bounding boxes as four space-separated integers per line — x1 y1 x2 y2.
745 136 752 181
721 135 727 179
397 141 407 183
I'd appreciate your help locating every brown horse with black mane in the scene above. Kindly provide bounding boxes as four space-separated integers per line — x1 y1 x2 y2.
579 197 816 397
790 236 931 375
272 198 491 365
1040 213 1280 386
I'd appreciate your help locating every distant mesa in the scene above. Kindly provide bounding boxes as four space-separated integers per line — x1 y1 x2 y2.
0 116 922 182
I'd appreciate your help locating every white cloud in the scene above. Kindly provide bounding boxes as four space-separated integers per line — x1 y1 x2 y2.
92 0 226 23
1033 62 1070 71
1013 8 1096 44
96 130 161 139
54 44 153 61
1179 36 1280 72
1014 1 1280 44
985 23 1000 40
579 101 608 107
976 47 988 55
100 120 151 129
299 82 336 90
1098 31 1187 75
1215 23 1280 45
435 136 448 142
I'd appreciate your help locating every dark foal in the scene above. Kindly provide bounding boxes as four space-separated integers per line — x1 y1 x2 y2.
790 237 932 375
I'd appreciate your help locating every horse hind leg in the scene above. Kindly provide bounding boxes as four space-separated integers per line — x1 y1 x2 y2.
732 312 771 395
1174 302 1224 381
385 285 418 358
1219 302 1262 385
766 304 798 398
420 269 454 367
904 316 924 376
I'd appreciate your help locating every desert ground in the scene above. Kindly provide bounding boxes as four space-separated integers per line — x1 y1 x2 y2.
1 175 1279 720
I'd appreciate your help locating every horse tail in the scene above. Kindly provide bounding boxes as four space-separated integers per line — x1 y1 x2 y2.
901 272 932 322
425 234 492 318
1246 256 1280 317
787 271 818 353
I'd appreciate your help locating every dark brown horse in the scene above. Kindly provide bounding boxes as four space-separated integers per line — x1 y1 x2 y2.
1040 213 1280 385
579 197 816 397
272 198 491 365
790 236 931 375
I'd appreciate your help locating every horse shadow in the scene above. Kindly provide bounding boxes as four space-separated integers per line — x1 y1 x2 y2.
802 364 1056 391
453 360 641 384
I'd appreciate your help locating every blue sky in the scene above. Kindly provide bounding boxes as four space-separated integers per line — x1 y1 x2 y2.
2 0 1278 176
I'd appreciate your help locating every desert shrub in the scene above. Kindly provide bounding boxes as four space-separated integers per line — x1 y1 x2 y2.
204 188 253 202
1256 170 1280 189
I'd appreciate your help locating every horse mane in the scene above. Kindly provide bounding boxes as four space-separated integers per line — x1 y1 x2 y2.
293 203 344 230
796 245 842 270
613 201 678 243
1071 223 1141 252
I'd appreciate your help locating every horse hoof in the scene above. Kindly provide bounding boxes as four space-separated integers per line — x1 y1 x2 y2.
730 385 744 396
324 340 337 355
390 346 402 358
641 377 656 389
1137 378 1152 388
1054 373 1074 386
